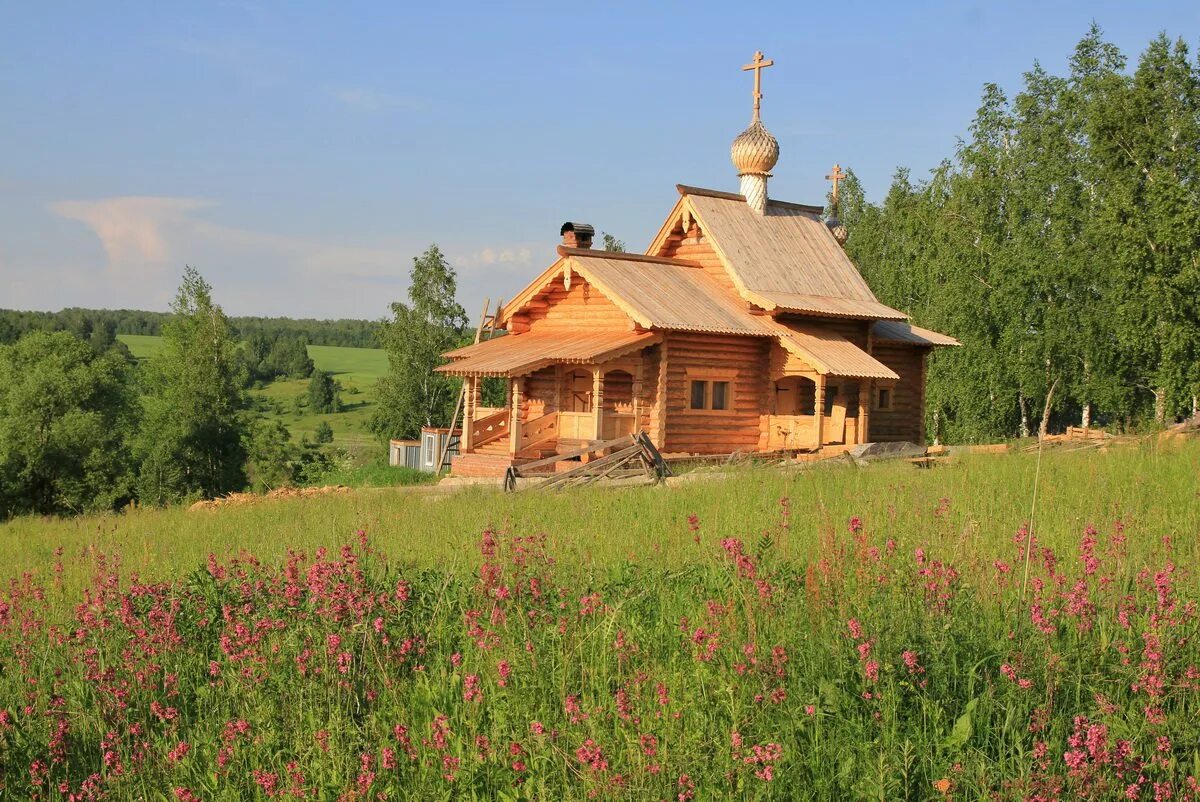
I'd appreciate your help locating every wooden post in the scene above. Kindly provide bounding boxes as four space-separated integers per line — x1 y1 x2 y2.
462 376 477 452
592 366 604 441
917 352 928 445
815 374 826 448
858 383 871 445
509 378 523 456
632 361 644 433
652 341 668 448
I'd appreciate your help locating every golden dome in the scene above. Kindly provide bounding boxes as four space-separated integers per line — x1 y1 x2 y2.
730 120 779 176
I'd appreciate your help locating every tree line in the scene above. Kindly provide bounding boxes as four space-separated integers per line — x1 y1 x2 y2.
0 269 346 518
0 308 381 348
834 28 1200 442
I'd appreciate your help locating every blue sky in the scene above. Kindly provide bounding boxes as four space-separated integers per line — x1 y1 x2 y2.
2 1 1196 320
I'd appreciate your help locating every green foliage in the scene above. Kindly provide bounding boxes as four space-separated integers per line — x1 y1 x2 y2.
371 245 468 440
844 27 1200 440
307 369 341 414
241 332 314 384
244 417 295 492
314 420 334 444
601 232 626 252
135 267 249 505
0 331 136 516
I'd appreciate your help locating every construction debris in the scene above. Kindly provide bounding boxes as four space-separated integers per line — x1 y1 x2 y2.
188 485 351 511
503 431 671 492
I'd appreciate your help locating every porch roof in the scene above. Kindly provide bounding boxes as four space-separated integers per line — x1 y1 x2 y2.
436 330 660 378
767 319 900 380
870 320 960 347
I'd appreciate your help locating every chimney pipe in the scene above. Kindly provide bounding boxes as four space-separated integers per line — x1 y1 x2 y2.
560 222 594 249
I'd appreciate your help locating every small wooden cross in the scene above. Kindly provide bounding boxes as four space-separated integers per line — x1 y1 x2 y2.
826 163 847 204
742 50 774 121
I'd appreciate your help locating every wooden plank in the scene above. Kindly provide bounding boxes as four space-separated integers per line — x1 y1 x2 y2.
528 445 643 491
515 435 636 474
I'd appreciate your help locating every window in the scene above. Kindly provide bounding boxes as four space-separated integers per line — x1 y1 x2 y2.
423 433 435 465
875 387 893 411
689 379 731 411
711 381 729 410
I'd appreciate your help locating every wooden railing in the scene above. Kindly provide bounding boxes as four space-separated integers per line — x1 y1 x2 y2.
472 408 510 448
519 411 560 452
761 414 819 451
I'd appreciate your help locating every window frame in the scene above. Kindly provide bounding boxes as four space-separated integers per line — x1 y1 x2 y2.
684 369 737 414
874 386 893 411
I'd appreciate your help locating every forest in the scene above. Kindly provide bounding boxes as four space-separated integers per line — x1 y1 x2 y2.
836 28 1199 443
0 307 380 348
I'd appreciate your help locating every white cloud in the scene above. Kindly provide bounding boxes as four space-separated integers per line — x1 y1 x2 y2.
50 197 213 266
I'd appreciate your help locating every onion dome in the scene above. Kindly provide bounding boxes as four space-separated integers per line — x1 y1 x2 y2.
825 216 849 246
730 120 779 176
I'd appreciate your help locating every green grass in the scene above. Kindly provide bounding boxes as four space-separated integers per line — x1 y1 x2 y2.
2 443 1200 798
116 335 388 450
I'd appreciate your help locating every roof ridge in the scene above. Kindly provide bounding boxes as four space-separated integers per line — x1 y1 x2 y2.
557 245 700 267
675 184 824 214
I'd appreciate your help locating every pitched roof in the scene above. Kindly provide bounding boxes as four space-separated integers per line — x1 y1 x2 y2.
437 329 659 377
565 250 774 336
657 186 909 321
871 320 961 347
765 318 900 380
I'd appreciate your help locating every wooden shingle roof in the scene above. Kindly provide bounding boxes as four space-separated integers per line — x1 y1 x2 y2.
565 250 774 337
660 186 909 321
871 320 960 347
766 318 900 380
437 329 659 377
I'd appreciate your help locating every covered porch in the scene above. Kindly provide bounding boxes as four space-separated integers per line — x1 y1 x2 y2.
436 330 661 475
759 320 900 453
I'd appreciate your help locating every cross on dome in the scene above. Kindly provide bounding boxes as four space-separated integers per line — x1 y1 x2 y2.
742 50 774 122
826 164 847 204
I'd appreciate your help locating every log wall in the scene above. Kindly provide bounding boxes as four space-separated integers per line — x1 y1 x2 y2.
656 221 738 294
870 344 927 443
511 274 631 333
660 332 771 454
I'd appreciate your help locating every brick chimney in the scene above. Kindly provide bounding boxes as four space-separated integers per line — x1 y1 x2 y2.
560 222 594 249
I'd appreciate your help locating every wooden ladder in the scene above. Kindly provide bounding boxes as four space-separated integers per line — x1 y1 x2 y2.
435 297 502 474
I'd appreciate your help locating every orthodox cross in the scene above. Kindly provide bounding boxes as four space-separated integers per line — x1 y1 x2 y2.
826 163 847 205
742 50 774 122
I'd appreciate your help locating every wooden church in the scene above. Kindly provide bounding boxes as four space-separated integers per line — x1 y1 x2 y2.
439 52 957 477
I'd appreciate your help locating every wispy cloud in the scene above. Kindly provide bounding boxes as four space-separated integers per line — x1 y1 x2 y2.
51 195 414 279
329 86 422 114
453 246 534 269
167 34 288 88
50 196 214 266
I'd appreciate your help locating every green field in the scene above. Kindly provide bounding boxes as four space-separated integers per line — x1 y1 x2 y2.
2 444 1199 798
118 334 388 449
116 333 165 359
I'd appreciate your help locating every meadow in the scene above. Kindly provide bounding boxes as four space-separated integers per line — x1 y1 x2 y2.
1 442 1198 799
118 335 388 449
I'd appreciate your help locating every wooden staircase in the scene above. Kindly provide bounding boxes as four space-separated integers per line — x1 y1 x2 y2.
450 439 562 478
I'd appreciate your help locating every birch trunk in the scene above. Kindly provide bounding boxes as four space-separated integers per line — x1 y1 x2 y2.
1081 402 1091 429
1019 394 1031 439
1154 388 1166 425
1038 378 1059 441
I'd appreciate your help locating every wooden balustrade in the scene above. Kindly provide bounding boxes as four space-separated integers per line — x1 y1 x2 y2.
471 408 510 447
519 411 560 452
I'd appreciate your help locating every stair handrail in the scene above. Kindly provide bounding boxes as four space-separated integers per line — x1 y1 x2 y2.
472 408 510 448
